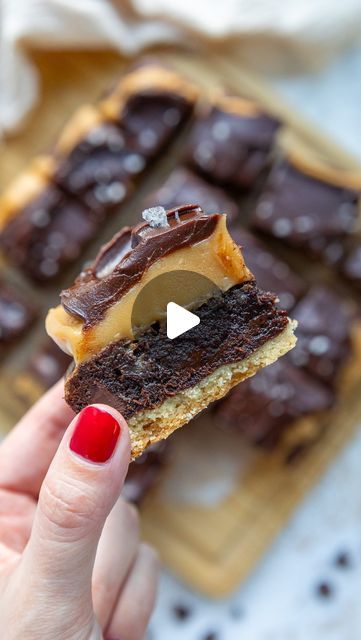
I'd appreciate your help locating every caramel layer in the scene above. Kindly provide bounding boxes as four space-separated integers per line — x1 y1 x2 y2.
46 216 252 363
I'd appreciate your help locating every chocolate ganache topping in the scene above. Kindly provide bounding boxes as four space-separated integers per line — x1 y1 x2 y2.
61 204 220 326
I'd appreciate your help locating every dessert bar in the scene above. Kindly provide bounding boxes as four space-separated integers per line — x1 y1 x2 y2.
46 204 296 457
187 94 279 189
251 156 360 267
0 158 102 282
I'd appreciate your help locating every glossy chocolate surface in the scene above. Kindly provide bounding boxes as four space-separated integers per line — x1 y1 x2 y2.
61 205 219 325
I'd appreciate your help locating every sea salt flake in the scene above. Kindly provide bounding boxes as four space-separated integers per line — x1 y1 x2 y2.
142 206 169 228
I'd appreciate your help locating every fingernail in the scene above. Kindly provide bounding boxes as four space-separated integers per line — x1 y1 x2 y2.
70 406 121 463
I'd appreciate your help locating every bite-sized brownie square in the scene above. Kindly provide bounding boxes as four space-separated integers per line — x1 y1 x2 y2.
187 95 280 189
230 227 305 311
251 159 359 265
0 160 103 282
289 286 353 389
0 281 36 349
215 358 334 448
123 442 167 504
100 60 198 160
146 167 239 224
54 106 137 212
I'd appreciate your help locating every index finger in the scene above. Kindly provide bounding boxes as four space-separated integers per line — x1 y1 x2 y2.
0 379 74 497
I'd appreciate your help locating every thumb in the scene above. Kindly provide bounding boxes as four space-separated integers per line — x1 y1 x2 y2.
21 404 130 600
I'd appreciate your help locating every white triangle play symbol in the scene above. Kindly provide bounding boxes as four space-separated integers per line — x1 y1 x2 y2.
166 302 200 340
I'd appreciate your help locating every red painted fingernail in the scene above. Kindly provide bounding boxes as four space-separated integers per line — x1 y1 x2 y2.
70 406 120 463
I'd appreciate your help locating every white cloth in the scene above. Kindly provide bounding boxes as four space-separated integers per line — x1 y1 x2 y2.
1 0 361 135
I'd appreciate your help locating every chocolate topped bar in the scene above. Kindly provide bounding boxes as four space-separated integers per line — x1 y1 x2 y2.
146 167 239 224
0 281 36 349
216 359 334 448
187 95 279 189
54 107 136 212
100 61 198 158
47 205 296 456
61 205 222 327
251 159 359 265
0 176 101 282
289 286 353 388
230 227 305 311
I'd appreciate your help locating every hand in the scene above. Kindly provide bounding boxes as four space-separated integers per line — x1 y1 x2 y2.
0 381 159 640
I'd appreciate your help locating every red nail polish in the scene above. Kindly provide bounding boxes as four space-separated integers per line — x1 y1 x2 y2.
70 406 120 463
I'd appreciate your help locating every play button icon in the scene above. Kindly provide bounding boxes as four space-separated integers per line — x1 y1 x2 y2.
166 302 200 340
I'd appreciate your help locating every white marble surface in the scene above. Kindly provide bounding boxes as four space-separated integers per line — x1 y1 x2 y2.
149 46 361 640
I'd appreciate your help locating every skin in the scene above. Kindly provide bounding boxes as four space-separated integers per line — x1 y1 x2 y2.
0 380 159 640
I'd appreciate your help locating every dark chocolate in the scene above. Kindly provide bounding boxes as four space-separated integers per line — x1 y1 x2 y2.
146 167 239 224
65 282 289 418
187 104 279 189
251 160 359 264
55 122 136 212
0 184 102 282
289 286 352 388
119 90 193 158
216 358 334 447
0 282 36 347
230 227 305 311
61 205 220 326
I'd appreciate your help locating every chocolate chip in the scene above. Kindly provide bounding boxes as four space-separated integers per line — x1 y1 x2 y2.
203 632 219 640
230 604 244 619
173 603 191 621
334 550 351 569
316 581 333 598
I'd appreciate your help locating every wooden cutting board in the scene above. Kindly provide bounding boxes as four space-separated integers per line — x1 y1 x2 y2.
1 46 361 597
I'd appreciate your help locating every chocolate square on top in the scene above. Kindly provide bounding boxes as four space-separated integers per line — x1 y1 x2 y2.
0 183 101 282
54 121 139 213
187 98 279 189
251 160 359 265
289 286 353 388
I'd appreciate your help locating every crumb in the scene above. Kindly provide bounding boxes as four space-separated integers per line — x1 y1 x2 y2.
316 581 334 599
173 603 192 621
334 550 352 569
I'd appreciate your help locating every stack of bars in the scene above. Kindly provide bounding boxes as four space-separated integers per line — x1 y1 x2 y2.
0 57 361 503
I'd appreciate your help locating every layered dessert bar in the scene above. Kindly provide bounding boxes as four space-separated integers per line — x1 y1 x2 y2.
146 167 239 224
216 358 334 449
187 94 279 189
54 63 198 212
0 61 197 283
251 155 360 266
216 284 360 456
0 157 101 281
46 204 296 456
99 60 198 159
288 286 354 389
0 281 36 352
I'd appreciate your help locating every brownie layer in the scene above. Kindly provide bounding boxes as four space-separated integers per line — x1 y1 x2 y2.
65 281 289 418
